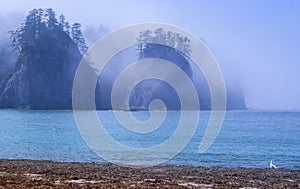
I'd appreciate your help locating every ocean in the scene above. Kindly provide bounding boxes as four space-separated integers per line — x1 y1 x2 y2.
0 110 299 169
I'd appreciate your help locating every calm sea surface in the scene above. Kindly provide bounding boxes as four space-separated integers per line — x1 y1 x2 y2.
0 110 299 169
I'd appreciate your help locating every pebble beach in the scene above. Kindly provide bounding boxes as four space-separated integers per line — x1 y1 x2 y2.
0 159 299 188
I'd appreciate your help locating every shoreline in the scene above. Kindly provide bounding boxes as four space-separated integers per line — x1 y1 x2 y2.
1 159 299 188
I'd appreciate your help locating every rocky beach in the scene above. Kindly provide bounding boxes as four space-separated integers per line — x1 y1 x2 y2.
0 159 299 188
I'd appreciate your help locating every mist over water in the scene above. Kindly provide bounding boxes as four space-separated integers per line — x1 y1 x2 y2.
0 1 299 110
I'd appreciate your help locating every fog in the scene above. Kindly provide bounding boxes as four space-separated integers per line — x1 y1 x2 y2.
0 0 299 110
84 25 110 46
0 13 23 79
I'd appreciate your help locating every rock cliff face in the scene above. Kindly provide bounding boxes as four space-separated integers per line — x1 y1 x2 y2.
0 27 81 109
129 44 194 110
0 46 15 82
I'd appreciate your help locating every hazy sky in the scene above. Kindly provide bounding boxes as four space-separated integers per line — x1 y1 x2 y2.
1 0 300 110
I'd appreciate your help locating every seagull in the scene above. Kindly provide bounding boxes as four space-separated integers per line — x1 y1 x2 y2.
269 160 277 169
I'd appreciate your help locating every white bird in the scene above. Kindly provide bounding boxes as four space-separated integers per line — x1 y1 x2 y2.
269 160 277 169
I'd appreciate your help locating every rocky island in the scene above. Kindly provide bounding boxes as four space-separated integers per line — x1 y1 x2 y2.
0 8 246 110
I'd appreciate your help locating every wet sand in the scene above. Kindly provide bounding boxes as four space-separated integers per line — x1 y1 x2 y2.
0 159 299 188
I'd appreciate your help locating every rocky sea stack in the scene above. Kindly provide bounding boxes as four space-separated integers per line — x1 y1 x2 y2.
0 9 85 109
0 9 247 110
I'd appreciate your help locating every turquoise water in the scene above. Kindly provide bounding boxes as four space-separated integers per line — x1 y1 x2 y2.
0 110 299 169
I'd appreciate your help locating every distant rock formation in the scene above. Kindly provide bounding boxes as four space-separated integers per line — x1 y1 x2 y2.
129 43 194 110
0 8 90 109
0 10 246 110
127 29 247 110
129 43 247 110
0 28 81 109
96 43 246 110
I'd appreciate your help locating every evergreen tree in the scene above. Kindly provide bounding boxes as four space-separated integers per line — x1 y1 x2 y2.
11 8 41 51
58 14 66 30
166 31 175 48
9 8 88 55
35 8 45 37
64 22 71 35
71 23 88 54
45 8 57 29
136 28 191 59
58 14 70 34
153 28 165 44
8 29 21 52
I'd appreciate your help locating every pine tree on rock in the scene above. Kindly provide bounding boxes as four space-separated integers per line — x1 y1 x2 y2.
9 8 88 56
45 8 57 29
71 23 88 54
136 28 192 59
58 14 70 35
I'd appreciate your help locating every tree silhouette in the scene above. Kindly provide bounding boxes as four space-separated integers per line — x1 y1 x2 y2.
136 28 192 59
9 8 87 55
71 23 88 54
45 8 57 29
8 9 44 52
58 14 70 35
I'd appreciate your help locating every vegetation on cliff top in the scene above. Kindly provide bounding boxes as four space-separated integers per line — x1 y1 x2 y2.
9 8 87 55
136 28 192 60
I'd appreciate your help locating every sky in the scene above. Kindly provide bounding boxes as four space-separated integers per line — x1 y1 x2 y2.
0 0 299 110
